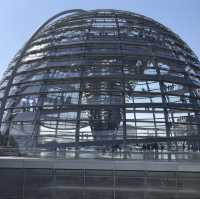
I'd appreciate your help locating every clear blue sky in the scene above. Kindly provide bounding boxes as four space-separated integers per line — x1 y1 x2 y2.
0 0 199 78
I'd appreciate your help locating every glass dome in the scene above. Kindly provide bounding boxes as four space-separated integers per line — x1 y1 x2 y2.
0 9 200 152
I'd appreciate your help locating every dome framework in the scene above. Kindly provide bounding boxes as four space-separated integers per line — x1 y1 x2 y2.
0 9 200 152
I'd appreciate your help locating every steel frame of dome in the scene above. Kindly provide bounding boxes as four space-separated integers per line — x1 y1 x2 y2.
0 9 200 152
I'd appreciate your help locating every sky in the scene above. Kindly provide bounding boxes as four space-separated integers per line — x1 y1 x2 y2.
0 0 199 78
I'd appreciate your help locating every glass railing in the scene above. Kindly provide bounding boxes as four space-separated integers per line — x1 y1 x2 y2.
1 146 200 161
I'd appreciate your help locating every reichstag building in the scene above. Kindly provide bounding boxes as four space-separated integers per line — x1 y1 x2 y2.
0 9 200 199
